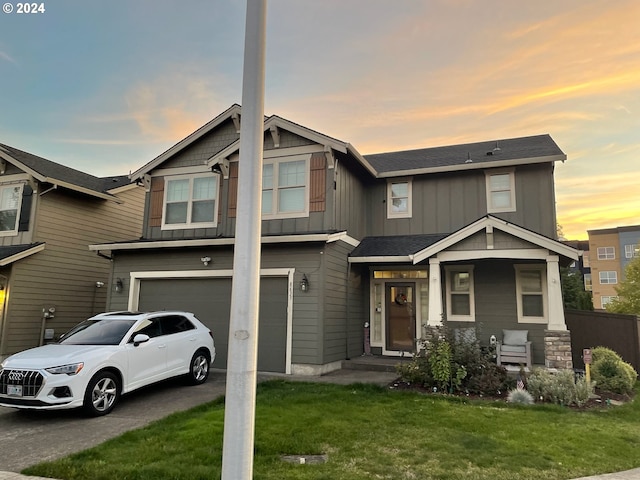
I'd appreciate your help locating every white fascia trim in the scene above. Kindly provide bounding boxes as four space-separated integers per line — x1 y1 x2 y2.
349 255 414 264
436 249 550 262
346 143 378 177
152 165 210 177
327 232 360 247
128 267 294 374
106 183 139 195
0 151 46 183
376 154 566 179
0 243 46 266
42 179 122 203
412 215 579 264
89 232 348 252
130 104 242 180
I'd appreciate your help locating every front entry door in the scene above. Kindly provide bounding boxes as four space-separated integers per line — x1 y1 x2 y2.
385 283 416 352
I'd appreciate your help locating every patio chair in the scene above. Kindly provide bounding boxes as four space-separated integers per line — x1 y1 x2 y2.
496 329 532 368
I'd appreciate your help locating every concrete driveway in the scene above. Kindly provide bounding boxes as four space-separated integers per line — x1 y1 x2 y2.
0 368 398 473
0 371 228 472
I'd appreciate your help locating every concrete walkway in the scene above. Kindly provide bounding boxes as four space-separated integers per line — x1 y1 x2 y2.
0 368 638 480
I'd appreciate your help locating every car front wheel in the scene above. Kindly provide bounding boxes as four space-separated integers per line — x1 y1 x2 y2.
83 371 120 416
187 350 210 385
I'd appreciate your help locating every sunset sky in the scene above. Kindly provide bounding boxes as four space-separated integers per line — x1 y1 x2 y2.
1 0 638 239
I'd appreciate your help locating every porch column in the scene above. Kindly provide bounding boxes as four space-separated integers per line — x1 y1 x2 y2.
546 255 566 331
427 258 443 326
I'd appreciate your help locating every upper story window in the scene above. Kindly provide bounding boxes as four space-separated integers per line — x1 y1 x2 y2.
262 155 309 219
387 180 412 218
445 266 475 322
599 271 617 284
0 183 23 235
625 244 640 258
582 252 590 268
485 170 516 213
584 273 592 292
162 173 218 230
515 265 547 323
597 246 615 260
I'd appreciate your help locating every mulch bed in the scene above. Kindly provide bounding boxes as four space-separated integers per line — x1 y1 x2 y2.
388 378 634 410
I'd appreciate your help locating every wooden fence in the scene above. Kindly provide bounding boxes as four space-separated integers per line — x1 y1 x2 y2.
565 309 640 372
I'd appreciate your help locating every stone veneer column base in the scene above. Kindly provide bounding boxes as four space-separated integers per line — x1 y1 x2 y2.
544 330 573 370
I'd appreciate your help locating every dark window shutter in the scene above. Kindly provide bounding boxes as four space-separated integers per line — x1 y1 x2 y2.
18 184 33 232
309 153 326 212
228 162 239 218
149 177 164 227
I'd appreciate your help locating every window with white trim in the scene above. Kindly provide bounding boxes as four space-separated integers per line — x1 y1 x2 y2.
485 170 516 213
387 180 412 218
584 273 592 292
599 271 617 284
0 183 23 235
515 265 547 323
445 266 475 321
601 296 617 309
262 155 309 218
624 244 640 258
162 173 218 229
597 247 615 260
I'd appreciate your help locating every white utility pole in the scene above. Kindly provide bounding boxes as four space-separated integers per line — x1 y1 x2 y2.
221 1 267 479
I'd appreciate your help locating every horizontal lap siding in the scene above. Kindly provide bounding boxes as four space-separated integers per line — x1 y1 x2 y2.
1 187 144 356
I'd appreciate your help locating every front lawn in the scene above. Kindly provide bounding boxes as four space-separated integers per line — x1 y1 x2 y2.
24 380 640 480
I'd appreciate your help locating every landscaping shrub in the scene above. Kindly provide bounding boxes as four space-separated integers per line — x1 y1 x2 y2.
507 388 534 405
591 346 638 395
396 323 508 395
526 368 595 406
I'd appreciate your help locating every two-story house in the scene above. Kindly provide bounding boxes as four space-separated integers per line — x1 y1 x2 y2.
0 144 144 361
90 104 578 375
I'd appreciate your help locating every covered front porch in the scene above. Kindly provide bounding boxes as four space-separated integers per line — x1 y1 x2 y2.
348 215 579 370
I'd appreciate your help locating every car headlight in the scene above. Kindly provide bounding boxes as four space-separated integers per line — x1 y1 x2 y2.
45 363 84 375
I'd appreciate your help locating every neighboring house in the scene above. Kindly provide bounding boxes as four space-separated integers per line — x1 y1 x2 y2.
0 144 145 360
90 104 578 375
588 225 640 310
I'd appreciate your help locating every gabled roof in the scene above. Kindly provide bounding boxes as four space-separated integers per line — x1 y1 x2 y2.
130 104 243 179
349 215 579 265
129 105 565 181
0 144 131 202
0 243 45 267
364 134 566 178
207 114 377 176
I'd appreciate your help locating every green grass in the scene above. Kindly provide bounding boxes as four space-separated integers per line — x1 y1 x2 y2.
23 381 640 480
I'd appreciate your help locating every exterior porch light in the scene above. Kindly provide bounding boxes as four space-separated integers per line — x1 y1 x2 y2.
300 274 309 292
115 278 124 293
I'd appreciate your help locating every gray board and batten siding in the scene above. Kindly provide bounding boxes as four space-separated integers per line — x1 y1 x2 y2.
107 240 359 373
365 163 557 239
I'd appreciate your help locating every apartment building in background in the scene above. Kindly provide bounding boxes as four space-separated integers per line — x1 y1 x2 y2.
588 224 640 310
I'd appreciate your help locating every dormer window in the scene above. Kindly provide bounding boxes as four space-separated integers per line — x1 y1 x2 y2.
0 183 23 235
387 179 412 219
486 170 516 213
162 173 218 229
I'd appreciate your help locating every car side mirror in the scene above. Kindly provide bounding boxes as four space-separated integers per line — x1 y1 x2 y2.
133 333 150 347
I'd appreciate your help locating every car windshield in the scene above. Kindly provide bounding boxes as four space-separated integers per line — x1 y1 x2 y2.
59 319 137 345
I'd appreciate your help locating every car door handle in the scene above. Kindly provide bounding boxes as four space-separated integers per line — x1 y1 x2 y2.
158 344 167 349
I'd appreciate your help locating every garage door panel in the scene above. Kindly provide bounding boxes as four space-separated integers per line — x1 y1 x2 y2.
138 277 287 373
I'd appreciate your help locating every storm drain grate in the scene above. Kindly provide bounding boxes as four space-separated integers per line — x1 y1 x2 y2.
281 454 328 465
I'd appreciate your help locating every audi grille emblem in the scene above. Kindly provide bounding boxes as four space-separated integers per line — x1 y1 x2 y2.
8 371 25 382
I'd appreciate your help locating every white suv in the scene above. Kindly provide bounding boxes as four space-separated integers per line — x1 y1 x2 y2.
0 311 215 416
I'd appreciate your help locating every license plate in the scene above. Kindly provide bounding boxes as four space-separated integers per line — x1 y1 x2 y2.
7 385 23 396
